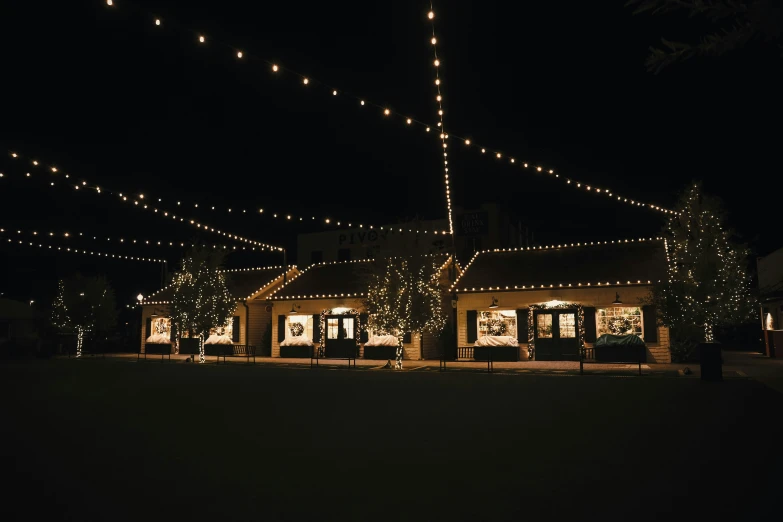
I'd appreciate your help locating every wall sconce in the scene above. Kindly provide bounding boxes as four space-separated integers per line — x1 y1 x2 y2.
612 292 622 305
489 296 498 309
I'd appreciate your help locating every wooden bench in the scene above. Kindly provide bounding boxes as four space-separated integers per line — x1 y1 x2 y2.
310 345 356 369
580 345 645 375
207 344 256 364
139 343 172 362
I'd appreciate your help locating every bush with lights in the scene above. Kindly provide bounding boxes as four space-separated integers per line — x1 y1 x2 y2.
52 274 117 357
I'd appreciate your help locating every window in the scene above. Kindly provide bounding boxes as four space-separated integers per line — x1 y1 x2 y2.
209 320 233 338
338 248 351 262
537 314 553 338
327 318 339 339
597 307 643 338
559 313 576 338
310 250 323 264
286 315 313 340
342 317 355 339
478 310 517 338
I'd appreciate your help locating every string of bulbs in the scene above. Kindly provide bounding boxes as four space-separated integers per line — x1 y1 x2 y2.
96 1 679 218
1 236 165 263
4 151 284 252
2 152 453 236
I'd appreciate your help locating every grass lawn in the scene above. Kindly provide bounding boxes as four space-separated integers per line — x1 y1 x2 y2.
1 358 780 521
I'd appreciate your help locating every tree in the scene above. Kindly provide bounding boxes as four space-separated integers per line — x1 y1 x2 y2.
649 182 755 348
169 247 235 363
363 256 447 369
626 0 783 73
51 274 117 357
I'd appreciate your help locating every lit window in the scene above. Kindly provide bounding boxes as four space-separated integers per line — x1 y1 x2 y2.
342 317 355 340
146 317 171 343
327 318 339 339
596 307 643 338
559 313 576 338
478 310 517 338
286 315 313 340
536 314 553 338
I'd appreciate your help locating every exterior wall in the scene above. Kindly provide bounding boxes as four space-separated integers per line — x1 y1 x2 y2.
758 247 783 290
247 301 272 352
139 302 247 353
456 286 671 363
270 298 421 359
296 222 451 267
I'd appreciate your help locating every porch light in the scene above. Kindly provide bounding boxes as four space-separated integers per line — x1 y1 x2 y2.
489 296 498 309
288 303 300 315
612 293 622 305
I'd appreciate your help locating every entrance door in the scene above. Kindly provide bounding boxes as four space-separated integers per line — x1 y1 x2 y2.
533 309 580 361
324 315 358 358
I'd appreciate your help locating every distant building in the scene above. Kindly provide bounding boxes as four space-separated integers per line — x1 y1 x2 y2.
0 298 42 353
758 246 783 358
295 203 523 266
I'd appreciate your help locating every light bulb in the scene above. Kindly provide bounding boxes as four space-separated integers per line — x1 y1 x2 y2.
360 100 365 105
406 118 412 124
303 78 309 84
237 51 243 58
434 59 440 67
481 148 486 153
428 11 434 19
496 153 502 158
155 19 160 26
272 64 278 72
107 0 113 5
333 90 337 95
199 36 205 43
435 79 440 85
384 108 390 115
426 127 430 132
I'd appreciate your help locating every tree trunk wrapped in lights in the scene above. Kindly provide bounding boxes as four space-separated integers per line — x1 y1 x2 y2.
363 256 447 369
51 275 117 357
649 182 756 345
169 247 235 363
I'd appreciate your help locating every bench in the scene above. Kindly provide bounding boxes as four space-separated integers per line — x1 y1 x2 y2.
580 345 645 375
310 345 356 369
139 343 172 362
441 346 498 373
207 344 256 364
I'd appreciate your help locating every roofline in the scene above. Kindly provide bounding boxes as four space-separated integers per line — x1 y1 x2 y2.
450 236 665 291
454 280 658 293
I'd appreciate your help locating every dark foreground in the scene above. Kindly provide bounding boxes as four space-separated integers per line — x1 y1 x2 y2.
1 359 780 521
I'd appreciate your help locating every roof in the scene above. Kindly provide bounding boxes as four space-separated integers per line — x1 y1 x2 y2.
270 255 453 300
452 238 667 293
143 266 294 304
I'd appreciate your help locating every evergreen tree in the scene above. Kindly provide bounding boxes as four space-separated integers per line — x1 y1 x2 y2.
651 182 755 345
363 256 448 369
169 247 235 363
51 274 117 357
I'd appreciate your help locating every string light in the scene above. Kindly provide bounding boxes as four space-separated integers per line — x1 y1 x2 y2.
155 19 160 26
0 237 165 263
237 51 243 59
92 1 678 218
427 4 455 236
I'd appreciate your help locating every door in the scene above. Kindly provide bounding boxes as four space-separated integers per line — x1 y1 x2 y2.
533 309 580 361
324 315 358 358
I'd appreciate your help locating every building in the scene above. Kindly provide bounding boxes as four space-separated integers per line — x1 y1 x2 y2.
268 256 455 360
295 203 523 266
451 238 672 363
139 265 298 355
758 246 783 358
0 297 42 351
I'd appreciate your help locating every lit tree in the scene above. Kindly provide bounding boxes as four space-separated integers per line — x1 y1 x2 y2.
169 247 235 364
650 182 755 345
627 0 783 74
52 274 118 357
363 256 448 369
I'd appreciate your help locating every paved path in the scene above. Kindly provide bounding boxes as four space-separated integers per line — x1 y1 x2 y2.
86 350 783 390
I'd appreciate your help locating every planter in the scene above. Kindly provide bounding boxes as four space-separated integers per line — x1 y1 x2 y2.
280 345 313 358
474 345 519 362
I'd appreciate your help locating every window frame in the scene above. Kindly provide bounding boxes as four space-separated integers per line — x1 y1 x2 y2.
477 309 518 338
595 306 644 339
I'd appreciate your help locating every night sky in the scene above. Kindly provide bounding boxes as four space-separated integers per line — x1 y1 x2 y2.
1 0 780 309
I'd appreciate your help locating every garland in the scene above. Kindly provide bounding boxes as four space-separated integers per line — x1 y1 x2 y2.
318 308 363 356
527 302 585 359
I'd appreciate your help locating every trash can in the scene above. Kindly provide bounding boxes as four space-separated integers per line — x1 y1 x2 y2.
699 343 722 382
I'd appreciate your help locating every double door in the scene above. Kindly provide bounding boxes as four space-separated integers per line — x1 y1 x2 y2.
533 309 580 361
324 315 358 358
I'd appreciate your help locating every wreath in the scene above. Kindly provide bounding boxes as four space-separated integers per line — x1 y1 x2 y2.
486 318 508 336
289 322 305 337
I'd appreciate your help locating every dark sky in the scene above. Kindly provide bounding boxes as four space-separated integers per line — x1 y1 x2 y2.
1 0 781 308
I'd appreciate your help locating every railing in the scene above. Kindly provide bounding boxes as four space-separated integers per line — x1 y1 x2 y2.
457 347 474 359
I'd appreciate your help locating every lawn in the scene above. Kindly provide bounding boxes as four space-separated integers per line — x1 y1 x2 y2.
1 359 779 521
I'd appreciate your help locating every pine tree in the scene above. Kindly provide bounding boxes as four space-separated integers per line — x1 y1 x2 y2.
363 256 448 369
651 182 755 345
169 247 235 363
51 274 117 357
